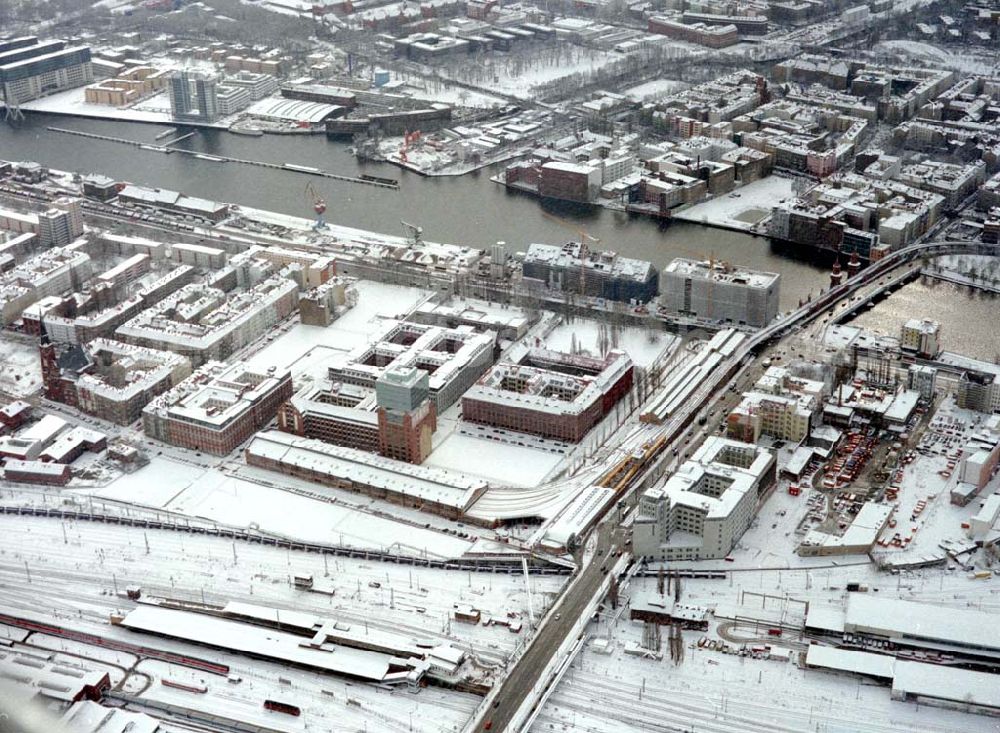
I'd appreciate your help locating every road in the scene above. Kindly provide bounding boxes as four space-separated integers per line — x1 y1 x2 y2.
3 175 997 731
481 520 622 732
476 237 1000 732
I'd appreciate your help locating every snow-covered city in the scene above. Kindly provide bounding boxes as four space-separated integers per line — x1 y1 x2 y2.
1 0 1000 731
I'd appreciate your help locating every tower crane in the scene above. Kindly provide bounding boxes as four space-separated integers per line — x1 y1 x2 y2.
541 209 600 296
304 182 328 231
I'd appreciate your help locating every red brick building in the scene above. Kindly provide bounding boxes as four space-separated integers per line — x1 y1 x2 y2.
462 349 633 442
143 362 293 455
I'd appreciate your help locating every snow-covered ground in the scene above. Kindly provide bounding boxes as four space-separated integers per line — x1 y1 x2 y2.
540 317 680 370
76 457 479 559
622 78 689 103
673 175 798 233
0 335 43 398
435 46 623 100
243 280 432 379
0 514 567 731
873 40 1000 75
531 566 1000 733
425 432 565 486
390 72 507 109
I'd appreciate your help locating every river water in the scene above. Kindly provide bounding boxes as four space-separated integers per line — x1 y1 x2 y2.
1 114 998 355
0 114 829 309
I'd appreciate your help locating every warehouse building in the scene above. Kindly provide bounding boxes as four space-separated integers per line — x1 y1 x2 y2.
246 429 487 520
117 184 229 223
806 595 1000 663
278 365 438 465
633 437 776 561
538 162 602 203
461 349 633 443
805 646 1000 716
661 258 780 327
900 318 940 358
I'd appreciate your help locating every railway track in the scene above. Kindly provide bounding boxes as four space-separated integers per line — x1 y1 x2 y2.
0 504 571 575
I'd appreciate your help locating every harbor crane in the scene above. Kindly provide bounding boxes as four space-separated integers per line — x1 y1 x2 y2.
401 220 423 247
304 182 328 231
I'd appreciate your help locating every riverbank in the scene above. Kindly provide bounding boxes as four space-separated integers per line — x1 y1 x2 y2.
671 175 797 234
490 171 797 237
0 112 832 311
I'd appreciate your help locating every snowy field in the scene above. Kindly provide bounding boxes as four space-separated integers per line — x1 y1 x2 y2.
20 87 177 124
622 78 689 102
0 514 567 731
436 46 624 100
540 317 680 370
425 432 565 486
673 175 798 233
390 72 507 109
76 457 480 559
873 40 1000 75
0 335 43 398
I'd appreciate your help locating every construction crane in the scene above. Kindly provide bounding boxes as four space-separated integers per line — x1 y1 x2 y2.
304 182 327 231
399 130 422 164
400 220 423 247
540 209 600 297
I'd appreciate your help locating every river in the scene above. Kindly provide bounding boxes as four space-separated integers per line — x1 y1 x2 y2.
1 114 998 356
0 114 830 309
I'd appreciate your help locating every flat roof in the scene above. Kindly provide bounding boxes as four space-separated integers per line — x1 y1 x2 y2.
120 605 393 681
805 644 894 679
664 257 780 289
805 604 845 633
247 430 486 511
893 659 1000 709
845 595 1000 653
247 98 340 123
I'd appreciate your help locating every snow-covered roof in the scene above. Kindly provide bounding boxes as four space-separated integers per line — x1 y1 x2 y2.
247 97 340 123
893 660 1000 709
845 595 1000 653
640 437 773 520
805 645 893 679
543 484 616 546
220 600 446 661
247 430 487 512
120 605 396 681
464 349 632 416
146 361 289 428
665 257 780 290
61 700 160 733
0 650 107 702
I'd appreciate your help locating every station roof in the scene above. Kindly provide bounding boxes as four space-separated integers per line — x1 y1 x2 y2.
845 595 1000 653
120 605 393 681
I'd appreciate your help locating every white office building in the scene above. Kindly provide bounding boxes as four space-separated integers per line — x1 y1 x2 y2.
633 437 776 561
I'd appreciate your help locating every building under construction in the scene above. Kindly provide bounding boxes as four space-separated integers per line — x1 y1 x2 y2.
521 241 660 304
660 257 780 327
